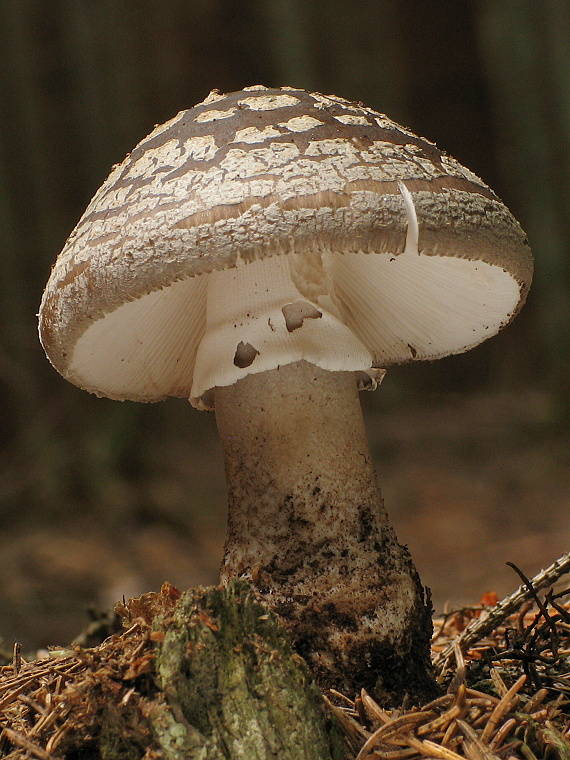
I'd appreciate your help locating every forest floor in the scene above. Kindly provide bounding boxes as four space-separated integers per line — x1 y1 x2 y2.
0 576 568 758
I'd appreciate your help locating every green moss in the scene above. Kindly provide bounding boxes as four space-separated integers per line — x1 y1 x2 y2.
150 581 346 760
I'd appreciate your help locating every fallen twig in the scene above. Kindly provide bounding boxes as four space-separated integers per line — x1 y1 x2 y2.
433 552 570 673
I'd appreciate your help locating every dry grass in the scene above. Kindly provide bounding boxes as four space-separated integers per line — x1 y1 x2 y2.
0 563 568 759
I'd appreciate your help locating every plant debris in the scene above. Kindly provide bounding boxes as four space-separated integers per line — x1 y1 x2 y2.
0 584 180 759
0 561 569 759
329 555 570 759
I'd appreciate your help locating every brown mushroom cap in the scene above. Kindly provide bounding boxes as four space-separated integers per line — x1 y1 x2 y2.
39 85 532 402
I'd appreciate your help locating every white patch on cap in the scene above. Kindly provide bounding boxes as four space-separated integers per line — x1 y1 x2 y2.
195 108 237 123
278 116 324 132
125 140 183 180
310 93 362 112
237 94 300 110
219 143 301 175
182 134 219 161
202 89 225 104
305 138 356 157
373 116 418 139
441 154 486 187
334 114 371 126
233 125 282 144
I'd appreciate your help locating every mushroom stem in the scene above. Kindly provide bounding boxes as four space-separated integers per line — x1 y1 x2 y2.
215 360 434 699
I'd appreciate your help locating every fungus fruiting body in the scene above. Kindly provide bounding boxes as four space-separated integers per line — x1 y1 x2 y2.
39 86 532 700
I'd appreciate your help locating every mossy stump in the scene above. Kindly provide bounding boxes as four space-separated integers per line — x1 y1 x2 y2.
147 582 346 759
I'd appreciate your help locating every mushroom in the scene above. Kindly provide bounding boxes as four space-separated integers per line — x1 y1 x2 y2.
39 86 532 699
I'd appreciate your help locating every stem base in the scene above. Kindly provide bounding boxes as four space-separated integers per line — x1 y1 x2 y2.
215 361 435 701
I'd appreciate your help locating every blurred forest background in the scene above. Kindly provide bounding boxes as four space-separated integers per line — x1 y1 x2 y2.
0 0 568 652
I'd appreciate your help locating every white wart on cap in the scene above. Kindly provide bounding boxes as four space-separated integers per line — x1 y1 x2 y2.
39 85 533 405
